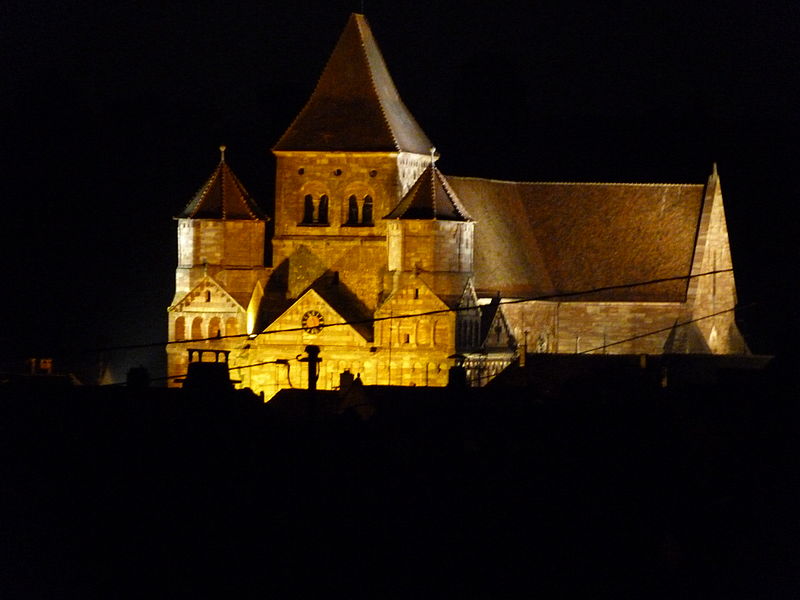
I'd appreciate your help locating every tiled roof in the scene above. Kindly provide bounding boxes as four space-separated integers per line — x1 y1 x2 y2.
385 165 472 221
273 14 432 154
447 177 706 302
178 147 265 220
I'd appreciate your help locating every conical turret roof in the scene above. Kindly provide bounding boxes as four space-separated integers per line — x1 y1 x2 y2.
273 13 432 154
178 146 266 220
385 165 472 221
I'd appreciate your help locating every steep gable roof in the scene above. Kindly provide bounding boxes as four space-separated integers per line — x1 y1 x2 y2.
260 283 373 343
375 275 450 316
178 146 266 220
307 272 374 342
169 274 247 312
478 297 515 350
385 165 472 221
448 177 706 302
273 13 432 154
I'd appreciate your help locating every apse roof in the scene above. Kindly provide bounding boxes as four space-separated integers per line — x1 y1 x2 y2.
447 177 707 302
178 147 266 220
385 165 472 221
273 13 433 154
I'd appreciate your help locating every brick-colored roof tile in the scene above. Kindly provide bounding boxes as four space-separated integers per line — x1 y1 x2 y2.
273 14 432 154
385 165 471 221
448 177 705 302
178 149 265 220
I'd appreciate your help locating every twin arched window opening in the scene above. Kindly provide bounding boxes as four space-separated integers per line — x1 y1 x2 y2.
302 194 329 225
301 193 373 226
345 195 373 226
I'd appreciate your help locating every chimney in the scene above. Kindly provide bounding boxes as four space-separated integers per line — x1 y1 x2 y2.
339 369 355 391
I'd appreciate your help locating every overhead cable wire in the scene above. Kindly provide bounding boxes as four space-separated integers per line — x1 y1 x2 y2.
85 268 736 354
578 304 747 355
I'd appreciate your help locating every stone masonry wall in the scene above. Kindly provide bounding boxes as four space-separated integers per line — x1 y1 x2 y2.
502 300 687 355
686 175 747 353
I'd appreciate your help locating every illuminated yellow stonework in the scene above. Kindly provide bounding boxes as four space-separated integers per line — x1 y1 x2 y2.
166 14 747 399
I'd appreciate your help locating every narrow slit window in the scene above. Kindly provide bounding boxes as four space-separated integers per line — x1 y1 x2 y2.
347 195 358 225
318 195 329 224
303 194 314 223
362 195 373 225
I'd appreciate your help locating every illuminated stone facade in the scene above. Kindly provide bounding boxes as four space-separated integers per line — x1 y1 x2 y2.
167 14 747 398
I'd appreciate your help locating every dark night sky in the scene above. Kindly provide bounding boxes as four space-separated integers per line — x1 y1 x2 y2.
2 1 798 381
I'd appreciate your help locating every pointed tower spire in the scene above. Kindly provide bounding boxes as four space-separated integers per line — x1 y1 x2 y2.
274 13 432 153
177 148 266 220
385 164 472 221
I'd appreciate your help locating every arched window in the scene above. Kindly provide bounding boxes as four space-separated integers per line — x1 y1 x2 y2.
205 290 211 302
347 195 359 225
362 195 373 225
191 317 203 340
209 316 221 338
174 316 185 341
434 320 449 347
225 317 238 337
318 195 329 224
417 320 431 345
303 194 314 223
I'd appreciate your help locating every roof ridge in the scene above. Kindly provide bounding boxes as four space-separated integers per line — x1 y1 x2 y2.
385 165 472 221
434 166 472 220
183 166 220 218
430 164 438 218
222 160 261 219
220 160 228 220
271 18 342 153
177 152 265 220
445 175 704 187
272 13 432 153
357 15 401 152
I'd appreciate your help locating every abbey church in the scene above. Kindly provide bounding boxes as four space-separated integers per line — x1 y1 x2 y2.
167 14 748 398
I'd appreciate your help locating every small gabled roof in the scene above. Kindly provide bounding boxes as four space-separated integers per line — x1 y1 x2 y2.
178 146 266 220
169 274 247 312
385 165 472 221
479 296 502 343
273 13 432 154
259 274 374 343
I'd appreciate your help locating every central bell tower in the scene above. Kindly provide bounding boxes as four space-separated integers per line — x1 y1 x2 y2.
270 13 433 311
